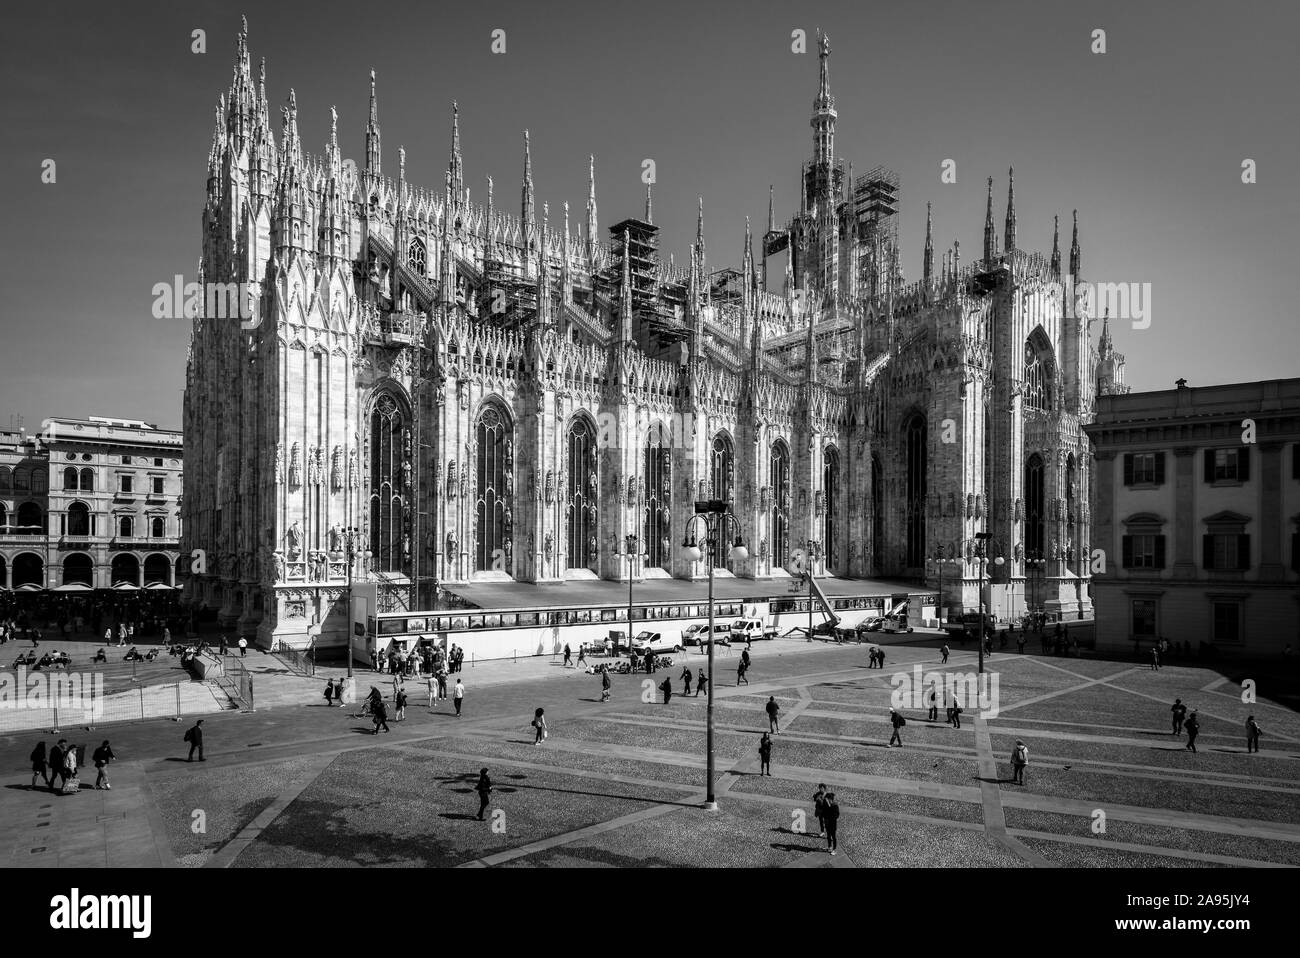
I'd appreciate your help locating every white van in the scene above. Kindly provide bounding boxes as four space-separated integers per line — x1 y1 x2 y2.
730 617 777 642
682 623 732 647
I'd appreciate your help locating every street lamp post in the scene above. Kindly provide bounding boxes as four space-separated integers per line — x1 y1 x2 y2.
341 526 371 703
682 499 747 812
624 533 642 655
974 533 1005 675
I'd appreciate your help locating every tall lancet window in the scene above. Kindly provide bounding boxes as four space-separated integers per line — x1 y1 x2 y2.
904 412 927 569
369 392 407 574
407 238 426 276
1025 454 1046 560
710 432 735 570
1023 339 1055 412
566 416 598 569
770 440 790 568
643 423 672 570
823 445 839 571
474 403 511 574
870 454 883 575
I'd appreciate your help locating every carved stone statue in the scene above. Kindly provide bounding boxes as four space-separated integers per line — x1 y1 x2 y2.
271 550 285 581
348 447 358 488
503 507 513 535
588 470 597 497
289 443 302 486
286 520 303 556
403 428 413 460
328 525 342 553
544 532 554 562
331 446 342 491
447 460 458 499
402 458 413 489
403 533 411 559
503 538 513 563
545 470 555 505
759 537 769 560
274 443 284 483
814 490 824 516
587 534 598 563
446 531 458 564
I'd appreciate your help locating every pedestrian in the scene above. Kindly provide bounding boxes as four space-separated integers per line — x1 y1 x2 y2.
646 649 656 674
395 687 408 721
950 697 963 729
453 678 465 716
475 768 492 820
563 643 573 668
812 783 828 837
323 678 335 707
30 741 49 789
1246 715 1262 753
1010 739 1028 785
823 792 840 855
163 626 171 646
576 644 587 668
600 670 612 702
941 643 949 664
92 740 115 790
1150 646 1160 671
1184 710 1200 752
48 740 67 792
660 676 672 703
238 635 247 657
696 671 708 697
438 666 449 701
219 635 229 656
766 695 780 733
888 707 905 747
372 696 391 733
61 742 79 792
758 732 772 776
737 659 749 686
532 707 548 744
877 647 886 669
103 628 112 646
1017 634 1026 654
1170 698 1186 736
427 675 438 709
371 650 380 672
741 647 751 670
184 720 205 762
927 683 938 722
680 666 693 694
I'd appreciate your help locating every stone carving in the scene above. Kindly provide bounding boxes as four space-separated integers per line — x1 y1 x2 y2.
587 534 598 564
814 490 824 516
504 538 513 563
348 447 358 488
289 443 302 486
403 533 411 559
545 470 555 505
286 521 303 557
588 470 597 497
759 537 769 560
274 443 284 483
402 458 413 489
447 460 458 499
544 531 554 562
271 550 285 581
331 446 342 491
285 600 307 620
460 469 468 499
446 531 458 566
328 525 342 553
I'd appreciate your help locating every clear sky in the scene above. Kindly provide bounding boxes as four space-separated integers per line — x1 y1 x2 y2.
1 0 1297 431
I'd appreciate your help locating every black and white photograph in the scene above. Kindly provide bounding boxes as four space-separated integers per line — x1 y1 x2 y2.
0 0 1296 939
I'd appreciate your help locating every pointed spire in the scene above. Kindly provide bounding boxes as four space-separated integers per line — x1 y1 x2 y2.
584 154 598 260
1098 308 1113 357
923 201 934 290
811 30 836 169
1004 167 1017 256
619 227 632 341
982 175 995 266
695 197 706 269
448 101 463 194
521 130 535 244
767 185 775 233
644 181 653 224
282 89 301 166
1069 209 1081 279
1050 214 1061 276
365 69 381 175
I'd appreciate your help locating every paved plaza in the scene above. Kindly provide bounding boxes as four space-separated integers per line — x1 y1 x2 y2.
2 637 1297 869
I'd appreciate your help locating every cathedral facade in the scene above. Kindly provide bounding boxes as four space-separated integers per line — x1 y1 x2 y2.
182 22 1126 649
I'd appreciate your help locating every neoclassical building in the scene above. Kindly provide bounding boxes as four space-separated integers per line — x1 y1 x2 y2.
183 21 1125 648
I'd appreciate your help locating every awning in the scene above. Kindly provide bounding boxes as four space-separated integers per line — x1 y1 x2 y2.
143 582 178 590
53 583 93 592
15 583 44 592
112 582 140 591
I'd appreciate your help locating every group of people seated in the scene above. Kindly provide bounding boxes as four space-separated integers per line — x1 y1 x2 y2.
11 649 71 669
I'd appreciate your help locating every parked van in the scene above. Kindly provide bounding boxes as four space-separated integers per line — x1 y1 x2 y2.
682 623 732 647
631 630 680 654
730 617 778 642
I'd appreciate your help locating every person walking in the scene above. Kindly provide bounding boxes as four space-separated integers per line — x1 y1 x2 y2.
395 687 408 721
219 635 229 656
61 742 79 792
660 676 673 704
563 643 573 668
950 697 963 729
532 708 548 744
823 792 840 855
941 643 949 664
475 768 493 821
238 635 248 658
812 784 828 837
453 678 465 716
372 696 391 733
888 707 905 747
680 666 694 695
427 675 438 710
877 647 886 669
1184 710 1200 753
741 647 752 672
1150 646 1160 671
30 741 49 790
1010 740 1028 785
927 684 939 722
600 669 612 702
103 627 113 646
765 696 781 733
737 659 749 686
323 678 335 707
92 740 115 790
695 671 708 697
758 732 772 776
1246 715 1262 753
185 720 205 762
438 666 449 702
1171 698 1186 736
576 644 587 669
48 740 67 792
